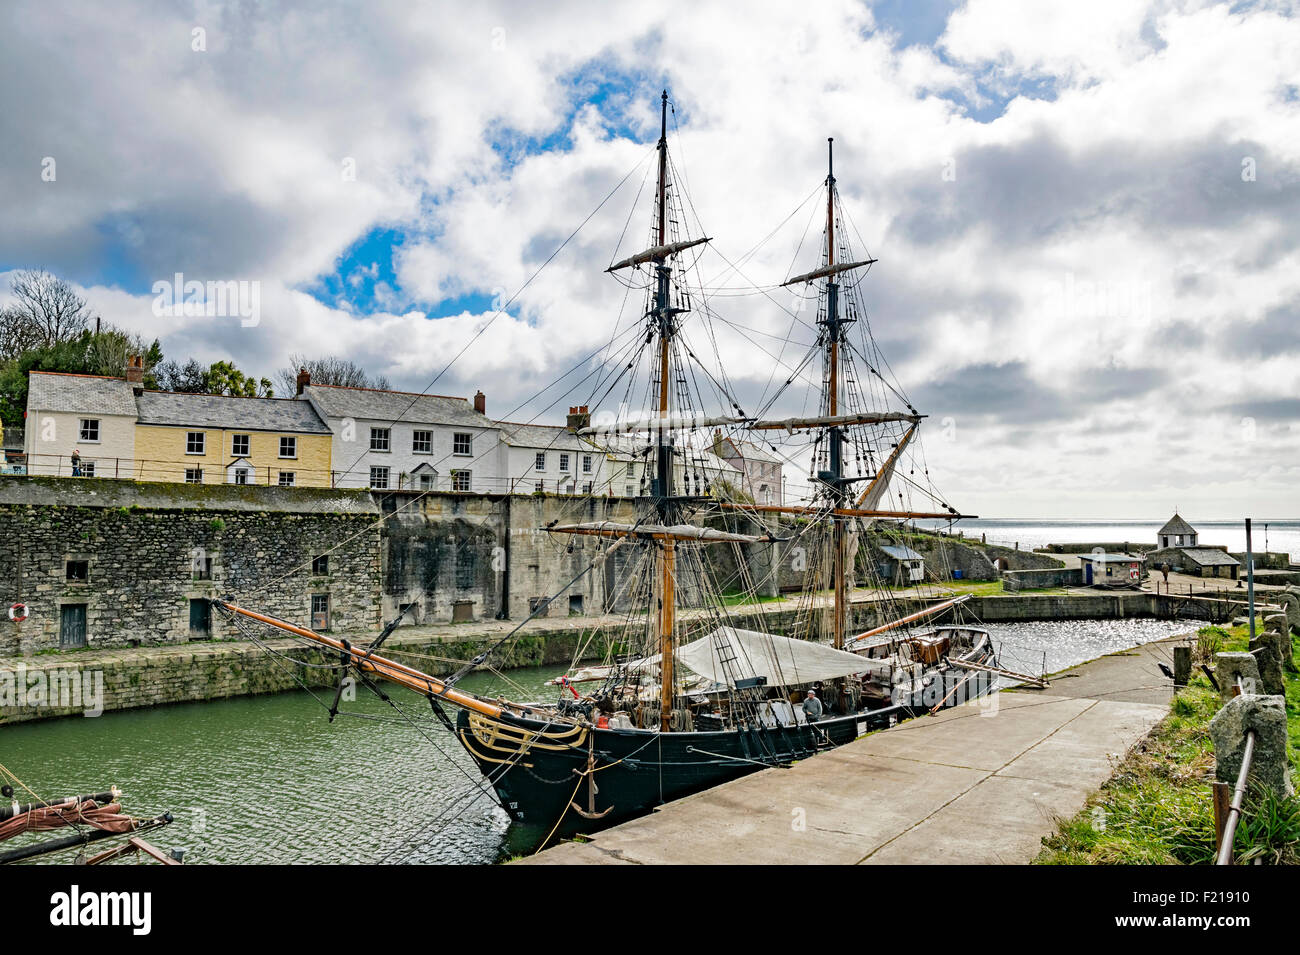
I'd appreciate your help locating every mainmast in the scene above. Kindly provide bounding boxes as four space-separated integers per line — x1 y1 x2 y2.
823 138 850 649
654 90 678 731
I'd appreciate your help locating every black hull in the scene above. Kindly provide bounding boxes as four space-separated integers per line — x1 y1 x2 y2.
455 705 898 847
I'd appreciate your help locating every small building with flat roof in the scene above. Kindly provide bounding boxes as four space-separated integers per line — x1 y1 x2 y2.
1079 552 1146 586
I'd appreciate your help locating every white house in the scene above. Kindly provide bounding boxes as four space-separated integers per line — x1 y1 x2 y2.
24 370 139 478
498 421 606 494
298 376 504 492
1157 513 1198 549
712 431 784 504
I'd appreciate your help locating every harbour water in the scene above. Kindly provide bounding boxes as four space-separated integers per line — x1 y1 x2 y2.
918 518 1300 561
2 617 1204 865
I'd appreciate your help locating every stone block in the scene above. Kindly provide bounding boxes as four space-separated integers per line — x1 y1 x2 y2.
1248 637 1285 696
1215 651 1261 702
1209 694 1293 798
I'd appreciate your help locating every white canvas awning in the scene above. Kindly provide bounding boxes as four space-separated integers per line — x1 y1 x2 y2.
630 627 869 688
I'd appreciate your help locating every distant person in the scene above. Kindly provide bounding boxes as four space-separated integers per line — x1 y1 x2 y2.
70 448 82 477
803 690 823 722
1161 564 1169 584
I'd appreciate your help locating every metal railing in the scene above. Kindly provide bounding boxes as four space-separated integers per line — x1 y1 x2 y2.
1214 727 1257 865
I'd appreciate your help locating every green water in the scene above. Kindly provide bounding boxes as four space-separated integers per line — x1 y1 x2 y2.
0 663 571 865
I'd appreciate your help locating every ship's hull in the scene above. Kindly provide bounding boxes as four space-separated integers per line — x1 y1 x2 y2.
455 705 899 845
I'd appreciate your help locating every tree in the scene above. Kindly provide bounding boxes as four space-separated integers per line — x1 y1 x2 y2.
0 269 96 358
204 360 274 398
276 354 391 395
153 358 209 393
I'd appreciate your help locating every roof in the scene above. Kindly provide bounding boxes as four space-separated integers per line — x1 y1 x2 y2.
1158 513 1198 536
498 422 590 451
27 372 137 417
1080 553 1146 563
303 384 494 429
136 391 331 434
881 545 924 561
1181 548 1240 566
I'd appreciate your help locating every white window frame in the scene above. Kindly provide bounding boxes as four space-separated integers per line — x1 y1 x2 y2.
81 460 96 478
233 467 249 485
369 427 390 452
453 432 472 456
534 452 546 472
231 433 250 457
279 436 297 459
451 470 471 492
186 432 205 455
278 471 295 487
412 430 432 454
369 466 390 490
582 454 593 474
559 453 570 473
78 418 100 443
185 467 203 484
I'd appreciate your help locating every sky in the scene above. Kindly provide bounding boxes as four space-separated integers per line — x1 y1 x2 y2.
1 0 1298 520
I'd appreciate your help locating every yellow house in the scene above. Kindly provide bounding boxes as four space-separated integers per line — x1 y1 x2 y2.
133 391 333 487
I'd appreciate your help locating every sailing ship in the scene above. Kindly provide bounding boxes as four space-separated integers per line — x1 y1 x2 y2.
214 91 1020 847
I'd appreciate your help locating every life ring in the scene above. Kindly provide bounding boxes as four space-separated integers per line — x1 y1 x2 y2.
8 603 28 622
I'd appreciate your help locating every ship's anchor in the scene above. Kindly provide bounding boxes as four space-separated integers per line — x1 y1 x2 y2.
570 741 612 820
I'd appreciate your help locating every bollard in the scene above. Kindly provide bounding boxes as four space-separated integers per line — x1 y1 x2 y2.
1249 632 1286 695
1264 612 1296 671
1173 644 1191 687
1214 652 1260 703
1209 694 1293 799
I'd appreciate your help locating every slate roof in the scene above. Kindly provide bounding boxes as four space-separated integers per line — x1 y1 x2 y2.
27 372 137 417
136 391 330 433
717 437 784 465
881 545 924 561
498 422 591 451
1181 548 1240 567
304 384 493 429
1080 553 1146 563
1158 513 1198 536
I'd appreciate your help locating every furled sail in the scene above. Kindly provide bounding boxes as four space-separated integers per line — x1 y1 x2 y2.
855 422 917 509
631 627 871 687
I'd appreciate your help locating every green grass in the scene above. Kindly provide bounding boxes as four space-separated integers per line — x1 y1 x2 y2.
719 591 785 608
1035 624 1300 865
883 579 1068 598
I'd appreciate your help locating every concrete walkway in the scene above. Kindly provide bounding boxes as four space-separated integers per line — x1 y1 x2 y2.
521 639 1181 865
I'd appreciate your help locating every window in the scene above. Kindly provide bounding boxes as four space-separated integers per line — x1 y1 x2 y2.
453 432 472 455
186 432 205 455
185 468 203 484
534 452 546 472
559 453 570 473
278 471 295 487
81 461 95 478
452 470 471 492
370 427 390 452
419 472 436 490
231 434 250 457
412 430 432 454
582 482 592 494
192 555 213 580
534 480 544 493
65 559 89 582
78 419 100 442
582 454 593 474
233 468 249 485
625 484 635 497
312 555 329 576
569 594 584 615
279 436 297 459
369 466 389 489
311 594 330 630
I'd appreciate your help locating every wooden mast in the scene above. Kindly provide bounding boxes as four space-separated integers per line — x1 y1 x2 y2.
654 90 676 732
825 138 848 649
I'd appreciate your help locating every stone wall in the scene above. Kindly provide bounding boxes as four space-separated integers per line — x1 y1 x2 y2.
1003 567 1084 590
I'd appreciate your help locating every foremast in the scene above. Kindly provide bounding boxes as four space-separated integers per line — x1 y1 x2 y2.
823 139 850 649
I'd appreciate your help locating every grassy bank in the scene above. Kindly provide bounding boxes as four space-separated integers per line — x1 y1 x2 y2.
1035 624 1300 864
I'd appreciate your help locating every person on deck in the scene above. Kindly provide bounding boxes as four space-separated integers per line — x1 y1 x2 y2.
802 689 823 722
70 448 82 477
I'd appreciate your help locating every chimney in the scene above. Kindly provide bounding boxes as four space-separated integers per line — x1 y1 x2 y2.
125 354 145 395
474 390 486 414
566 404 591 432
296 368 311 396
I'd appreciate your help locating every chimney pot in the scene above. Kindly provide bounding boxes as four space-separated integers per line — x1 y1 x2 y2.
474 390 486 414
296 367 311 396
566 405 591 432
125 355 145 393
